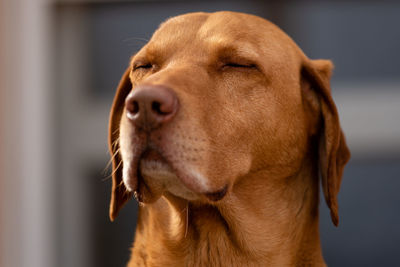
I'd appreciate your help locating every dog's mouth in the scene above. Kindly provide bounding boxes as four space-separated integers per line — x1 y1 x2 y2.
125 145 200 203
123 143 229 204
139 148 172 178
119 114 233 204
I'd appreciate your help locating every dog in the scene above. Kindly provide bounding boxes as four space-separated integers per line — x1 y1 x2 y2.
108 11 350 266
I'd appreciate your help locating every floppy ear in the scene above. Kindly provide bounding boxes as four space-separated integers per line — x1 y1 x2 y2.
108 67 133 221
301 59 351 226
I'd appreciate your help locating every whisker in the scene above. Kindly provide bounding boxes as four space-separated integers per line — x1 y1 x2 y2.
112 128 120 135
102 159 122 182
123 37 149 43
102 148 122 181
112 136 120 150
103 148 120 174
185 202 189 238
105 146 120 166
122 37 150 49
112 160 123 175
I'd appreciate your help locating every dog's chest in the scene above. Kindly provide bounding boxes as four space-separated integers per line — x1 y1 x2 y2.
129 219 254 267
130 237 249 267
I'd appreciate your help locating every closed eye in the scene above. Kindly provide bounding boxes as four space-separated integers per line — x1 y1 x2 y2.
223 63 256 68
133 63 153 70
221 61 258 72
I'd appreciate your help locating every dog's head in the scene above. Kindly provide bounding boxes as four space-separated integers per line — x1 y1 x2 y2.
108 11 350 226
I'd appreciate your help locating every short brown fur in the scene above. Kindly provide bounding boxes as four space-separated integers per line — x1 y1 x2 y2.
108 11 350 267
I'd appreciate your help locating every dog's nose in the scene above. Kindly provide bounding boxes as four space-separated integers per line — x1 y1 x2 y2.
125 85 179 131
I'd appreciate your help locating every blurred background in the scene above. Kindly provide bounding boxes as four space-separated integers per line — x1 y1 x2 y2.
1 0 399 267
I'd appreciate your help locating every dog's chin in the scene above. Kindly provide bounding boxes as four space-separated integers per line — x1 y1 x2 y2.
122 157 200 204
140 160 199 201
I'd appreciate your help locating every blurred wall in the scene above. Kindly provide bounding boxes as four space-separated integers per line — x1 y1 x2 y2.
1 1 400 267
0 0 56 267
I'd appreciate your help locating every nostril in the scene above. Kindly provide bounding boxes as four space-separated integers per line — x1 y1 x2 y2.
151 101 161 114
152 101 169 115
132 101 139 114
126 98 139 115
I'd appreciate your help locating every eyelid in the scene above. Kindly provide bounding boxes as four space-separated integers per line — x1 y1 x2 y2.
218 53 257 67
221 59 259 71
133 62 153 70
223 62 256 68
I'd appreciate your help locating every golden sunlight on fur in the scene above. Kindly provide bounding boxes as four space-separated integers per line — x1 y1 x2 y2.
108 11 350 267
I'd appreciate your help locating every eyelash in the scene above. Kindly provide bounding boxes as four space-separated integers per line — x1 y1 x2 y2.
132 62 257 72
223 63 256 68
133 63 153 71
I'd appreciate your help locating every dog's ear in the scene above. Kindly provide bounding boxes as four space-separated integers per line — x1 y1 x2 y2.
108 67 133 221
301 59 351 226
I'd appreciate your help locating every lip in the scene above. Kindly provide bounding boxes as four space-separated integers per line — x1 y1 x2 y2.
126 144 198 202
130 146 164 203
124 139 228 203
128 144 189 202
140 159 175 179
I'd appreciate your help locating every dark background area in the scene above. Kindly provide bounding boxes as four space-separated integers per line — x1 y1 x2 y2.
77 1 400 99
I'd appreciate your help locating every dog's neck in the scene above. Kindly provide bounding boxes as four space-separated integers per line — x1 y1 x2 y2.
129 162 327 267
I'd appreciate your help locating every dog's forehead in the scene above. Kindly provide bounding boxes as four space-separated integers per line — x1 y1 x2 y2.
143 12 301 60
148 12 288 50
175 12 254 36
134 11 305 74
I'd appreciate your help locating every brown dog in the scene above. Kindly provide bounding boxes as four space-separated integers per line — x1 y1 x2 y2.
108 11 350 266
